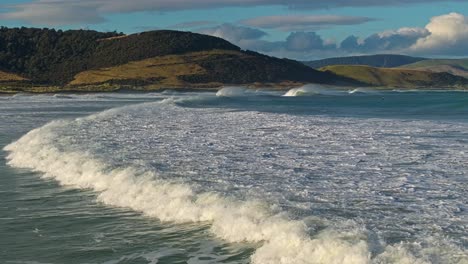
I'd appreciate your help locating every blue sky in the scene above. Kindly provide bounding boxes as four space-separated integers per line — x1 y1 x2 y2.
0 0 467 59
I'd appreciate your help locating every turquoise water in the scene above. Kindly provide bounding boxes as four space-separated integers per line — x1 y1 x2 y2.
1 87 467 264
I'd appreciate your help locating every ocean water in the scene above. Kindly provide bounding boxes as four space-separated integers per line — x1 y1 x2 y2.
1 86 467 264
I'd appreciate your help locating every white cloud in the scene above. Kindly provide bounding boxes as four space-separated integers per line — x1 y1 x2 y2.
198 24 337 60
378 27 429 39
241 15 374 31
285 32 335 51
358 27 429 52
198 24 267 44
410 12 468 55
199 13 468 60
337 13 468 57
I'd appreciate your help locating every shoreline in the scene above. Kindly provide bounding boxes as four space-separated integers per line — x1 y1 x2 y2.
1 82 467 95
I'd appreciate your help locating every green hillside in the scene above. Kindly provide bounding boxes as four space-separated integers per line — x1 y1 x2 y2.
320 65 468 89
0 27 240 85
304 54 425 69
68 49 350 90
399 59 468 78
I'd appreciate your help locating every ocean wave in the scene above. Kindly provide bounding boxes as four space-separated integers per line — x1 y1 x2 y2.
348 88 383 95
284 85 345 97
3 120 371 263
4 102 466 264
216 87 252 97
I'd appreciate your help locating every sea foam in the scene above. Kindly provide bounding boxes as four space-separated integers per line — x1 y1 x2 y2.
3 101 461 264
3 120 374 263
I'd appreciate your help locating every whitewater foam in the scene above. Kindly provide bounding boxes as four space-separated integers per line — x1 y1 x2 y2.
216 87 251 97
4 118 377 264
4 100 467 264
284 85 345 97
348 88 382 95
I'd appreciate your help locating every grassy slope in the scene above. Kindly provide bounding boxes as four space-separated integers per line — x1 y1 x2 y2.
0 70 30 93
70 51 210 88
0 49 350 93
401 59 468 69
305 54 425 69
69 50 344 90
0 70 26 81
399 59 468 78
320 65 468 89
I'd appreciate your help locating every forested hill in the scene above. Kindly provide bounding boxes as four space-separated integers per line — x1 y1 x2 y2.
304 54 426 69
0 27 240 85
0 27 351 91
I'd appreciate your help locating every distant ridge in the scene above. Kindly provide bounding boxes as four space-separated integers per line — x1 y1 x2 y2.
399 59 468 78
304 54 426 69
321 65 468 89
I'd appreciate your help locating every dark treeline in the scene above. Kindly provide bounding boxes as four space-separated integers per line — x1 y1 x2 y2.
0 27 240 85
183 50 339 84
0 27 119 84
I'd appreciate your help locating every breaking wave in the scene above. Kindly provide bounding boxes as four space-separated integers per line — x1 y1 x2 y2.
216 87 251 97
348 88 383 95
3 100 466 264
284 85 345 97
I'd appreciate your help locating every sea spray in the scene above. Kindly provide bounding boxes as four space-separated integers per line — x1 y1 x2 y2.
216 87 250 97
348 88 383 95
284 85 345 97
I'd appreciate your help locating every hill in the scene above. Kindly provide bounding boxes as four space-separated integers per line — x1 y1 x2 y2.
320 65 468 89
69 50 350 89
0 27 351 93
304 54 425 69
399 59 468 78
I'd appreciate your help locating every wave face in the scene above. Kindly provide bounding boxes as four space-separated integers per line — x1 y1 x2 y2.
216 87 251 97
4 93 468 263
284 85 346 96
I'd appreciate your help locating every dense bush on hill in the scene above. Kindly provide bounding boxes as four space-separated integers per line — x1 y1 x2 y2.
0 27 240 85
0 27 120 84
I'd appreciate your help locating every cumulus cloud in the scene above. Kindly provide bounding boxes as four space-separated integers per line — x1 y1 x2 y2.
340 35 361 51
350 27 430 52
198 23 337 59
198 24 267 44
285 32 335 51
410 12 468 55
0 0 448 25
341 13 468 56
241 15 374 31
199 13 468 58
199 13 468 60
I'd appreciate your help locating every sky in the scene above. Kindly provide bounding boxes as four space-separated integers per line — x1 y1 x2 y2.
0 0 467 60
